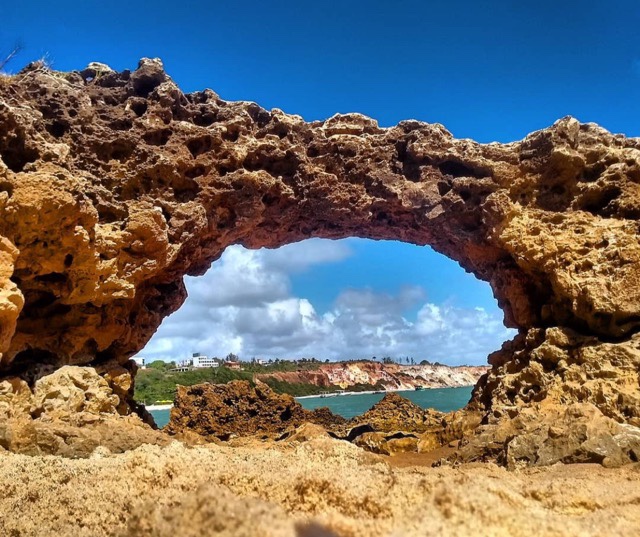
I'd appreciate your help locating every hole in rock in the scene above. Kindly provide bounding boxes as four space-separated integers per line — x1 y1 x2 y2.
10 349 59 380
132 76 163 98
129 99 148 117
579 186 621 215
193 109 217 127
136 239 516 420
0 140 39 172
96 140 136 163
184 165 207 179
187 136 216 158
45 119 70 138
143 128 173 146
109 118 133 131
34 272 68 284
438 160 491 179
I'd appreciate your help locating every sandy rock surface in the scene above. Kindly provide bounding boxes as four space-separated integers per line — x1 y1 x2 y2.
0 365 167 456
456 401 640 468
0 438 638 536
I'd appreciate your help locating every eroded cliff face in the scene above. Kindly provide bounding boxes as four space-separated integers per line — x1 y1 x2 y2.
258 361 487 390
0 58 639 458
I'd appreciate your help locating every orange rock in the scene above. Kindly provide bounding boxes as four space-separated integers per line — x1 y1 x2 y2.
0 59 639 464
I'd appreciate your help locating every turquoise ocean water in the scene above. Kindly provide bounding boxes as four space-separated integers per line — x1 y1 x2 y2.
149 386 473 428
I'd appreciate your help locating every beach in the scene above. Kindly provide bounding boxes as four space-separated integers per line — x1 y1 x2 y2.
145 404 173 411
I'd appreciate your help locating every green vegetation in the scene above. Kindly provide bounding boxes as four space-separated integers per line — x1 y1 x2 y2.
133 360 385 403
135 366 254 404
242 358 322 373
146 360 177 372
260 378 335 397
259 379 385 397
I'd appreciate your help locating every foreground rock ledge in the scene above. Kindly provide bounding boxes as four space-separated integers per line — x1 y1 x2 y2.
2 440 639 537
0 59 639 458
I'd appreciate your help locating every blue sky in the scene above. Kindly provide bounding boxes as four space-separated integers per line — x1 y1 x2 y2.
4 1 639 364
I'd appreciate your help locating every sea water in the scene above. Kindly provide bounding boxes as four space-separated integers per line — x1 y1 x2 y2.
297 386 473 419
148 386 473 427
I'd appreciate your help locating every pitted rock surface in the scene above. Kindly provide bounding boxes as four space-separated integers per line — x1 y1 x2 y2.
453 402 640 468
166 380 346 440
0 365 168 456
350 392 445 434
1 59 640 460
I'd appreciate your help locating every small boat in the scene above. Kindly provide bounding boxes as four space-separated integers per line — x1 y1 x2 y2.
319 391 335 398
414 386 425 391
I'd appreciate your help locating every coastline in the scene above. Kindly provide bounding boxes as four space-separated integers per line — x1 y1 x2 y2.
295 388 401 400
145 404 173 411
144 385 478 406
292 385 476 400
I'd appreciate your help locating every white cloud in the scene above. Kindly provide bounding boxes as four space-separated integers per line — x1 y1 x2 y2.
186 247 290 308
262 238 353 272
139 240 516 366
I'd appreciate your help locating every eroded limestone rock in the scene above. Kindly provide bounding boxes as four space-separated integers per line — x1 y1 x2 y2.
472 327 640 426
1 59 639 370
452 403 640 468
166 380 346 440
0 58 639 463
350 392 446 434
32 365 120 417
0 365 167 456
168 383 478 458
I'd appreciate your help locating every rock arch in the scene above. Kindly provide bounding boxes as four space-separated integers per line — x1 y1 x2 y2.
0 59 639 443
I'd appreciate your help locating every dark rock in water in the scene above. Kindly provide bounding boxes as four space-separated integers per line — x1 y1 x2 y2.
350 392 446 434
342 393 484 457
166 380 345 440
307 405 348 430
168 385 492 459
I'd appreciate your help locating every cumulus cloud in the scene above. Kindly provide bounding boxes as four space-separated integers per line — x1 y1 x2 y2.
261 239 353 273
139 240 516 366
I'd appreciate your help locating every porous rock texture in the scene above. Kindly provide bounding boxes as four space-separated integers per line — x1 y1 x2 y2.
166 382 464 457
0 58 640 460
455 401 640 468
166 380 346 440
0 365 167 456
0 439 639 537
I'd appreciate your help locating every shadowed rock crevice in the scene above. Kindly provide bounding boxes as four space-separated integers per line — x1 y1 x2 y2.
0 58 639 460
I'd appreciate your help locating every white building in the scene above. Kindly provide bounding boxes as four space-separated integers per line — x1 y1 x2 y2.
192 352 219 369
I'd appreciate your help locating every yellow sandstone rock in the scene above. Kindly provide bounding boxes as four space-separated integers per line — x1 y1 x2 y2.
0 59 638 468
